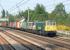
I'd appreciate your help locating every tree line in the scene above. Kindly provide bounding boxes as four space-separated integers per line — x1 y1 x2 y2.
1 3 70 25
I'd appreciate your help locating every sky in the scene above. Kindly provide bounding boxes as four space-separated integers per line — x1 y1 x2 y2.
0 0 70 15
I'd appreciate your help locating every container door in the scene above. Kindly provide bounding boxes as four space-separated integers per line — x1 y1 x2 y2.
36 22 45 31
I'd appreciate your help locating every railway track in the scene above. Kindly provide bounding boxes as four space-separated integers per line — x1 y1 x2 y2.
53 36 70 43
0 28 43 50
0 32 30 50
1 31 44 50
13 29 70 43
10 29 70 43
0 27 53 50
1 30 53 50
2 29 70 50
0 35 15 50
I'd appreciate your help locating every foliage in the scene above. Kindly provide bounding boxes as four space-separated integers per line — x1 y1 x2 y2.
33 4 48 21
50 3 68 24
16 4 48 22
3 3 70 25
5 11 16 22
8 14 15 22
1 9 5 18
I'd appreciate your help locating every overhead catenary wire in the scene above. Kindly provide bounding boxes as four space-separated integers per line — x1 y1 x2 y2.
9 0 70 14
8 0 29 12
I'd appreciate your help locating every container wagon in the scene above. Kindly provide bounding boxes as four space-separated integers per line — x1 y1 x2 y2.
7 20 57 37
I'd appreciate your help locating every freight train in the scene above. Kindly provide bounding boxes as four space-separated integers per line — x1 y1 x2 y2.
0 20 57 37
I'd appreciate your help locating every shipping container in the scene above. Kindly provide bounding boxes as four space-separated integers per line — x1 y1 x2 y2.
45 21 57 31
35 22 45 31
22 21 27 29
0 23 2 26
27 22 35 29
9 22 15 27
44 21 57 37
16 21 21 29
1 22 7 27
11 22 16 28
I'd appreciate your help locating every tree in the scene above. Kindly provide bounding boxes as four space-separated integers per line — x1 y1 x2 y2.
2 9 5 18
16 9 34 21
9 14 15 22
50 3 67 24
17 10 28 21
33 4 48 21
5 11 15 22
65 13 70 25
6 11 9 16
15 4 48 22
7 13 15 22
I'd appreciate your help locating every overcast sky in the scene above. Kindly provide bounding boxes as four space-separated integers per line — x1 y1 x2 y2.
0 0 70 15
